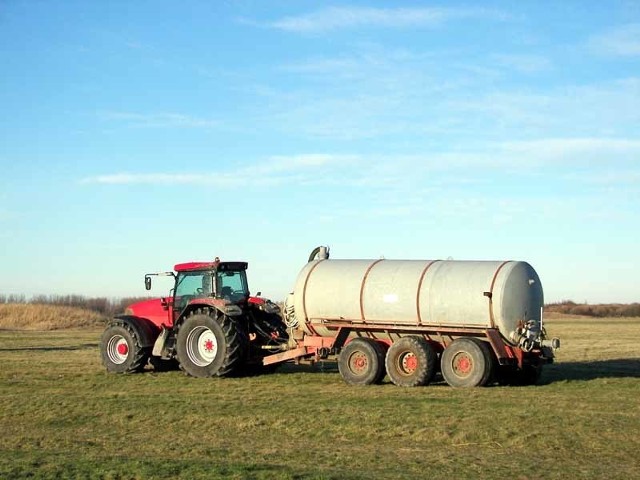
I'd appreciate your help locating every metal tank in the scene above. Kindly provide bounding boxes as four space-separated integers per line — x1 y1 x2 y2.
286 253 544 347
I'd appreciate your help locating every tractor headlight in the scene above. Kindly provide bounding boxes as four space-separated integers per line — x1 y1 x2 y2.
224 305 242 316
261 301 280 314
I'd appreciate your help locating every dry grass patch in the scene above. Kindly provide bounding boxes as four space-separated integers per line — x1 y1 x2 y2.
0 304 106 330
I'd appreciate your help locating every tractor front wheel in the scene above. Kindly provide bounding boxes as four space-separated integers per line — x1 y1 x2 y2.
100 320 149 373
176 310 245 378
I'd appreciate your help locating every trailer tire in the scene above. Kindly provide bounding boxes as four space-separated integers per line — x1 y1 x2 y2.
176 310 245 378
385 336 437 387
338 338 385 385
441 338 493 388
100 320 150 373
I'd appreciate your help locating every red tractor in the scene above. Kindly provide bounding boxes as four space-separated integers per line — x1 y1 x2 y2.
99 258 288 377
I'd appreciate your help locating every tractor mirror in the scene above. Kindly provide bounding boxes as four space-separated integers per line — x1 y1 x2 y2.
145 276 152 291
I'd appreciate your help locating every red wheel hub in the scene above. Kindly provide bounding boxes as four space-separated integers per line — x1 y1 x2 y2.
349 352 368 374
455 355 472 374
403 354 418 372
204 339 215 352
117 343 129 355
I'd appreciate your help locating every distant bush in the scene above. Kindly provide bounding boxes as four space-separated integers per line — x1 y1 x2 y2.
0 294 152 317
0 303 107 330
545 300 640 318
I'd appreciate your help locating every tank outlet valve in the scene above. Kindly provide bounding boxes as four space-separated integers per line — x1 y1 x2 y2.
542 338 561 350
511 319 543 352
223 305 243 316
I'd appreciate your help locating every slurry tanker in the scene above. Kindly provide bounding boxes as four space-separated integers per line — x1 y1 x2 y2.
100 246 559 387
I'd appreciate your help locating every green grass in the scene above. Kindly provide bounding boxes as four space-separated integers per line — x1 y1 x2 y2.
1 318 639 479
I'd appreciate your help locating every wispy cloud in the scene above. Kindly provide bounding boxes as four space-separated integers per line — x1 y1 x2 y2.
498 137 640 159
489 53 552 74
99 111 219 129
260 6 507 33
80 137 640 189
79 154 358 186
589 23 640 56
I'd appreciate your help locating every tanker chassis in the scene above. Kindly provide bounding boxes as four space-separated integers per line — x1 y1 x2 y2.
100 247 559 387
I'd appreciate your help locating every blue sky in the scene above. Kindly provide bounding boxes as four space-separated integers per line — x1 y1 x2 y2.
1 1 639 303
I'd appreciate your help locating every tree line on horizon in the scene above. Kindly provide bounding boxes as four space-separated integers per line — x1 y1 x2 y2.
1 294 639 318
0 294 150 317
544 300 640 318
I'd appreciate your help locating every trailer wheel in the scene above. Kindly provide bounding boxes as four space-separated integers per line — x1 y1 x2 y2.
100 321 149 373
441 338 493 388
385 336 437 387
338 338 385 385
176 310 245 378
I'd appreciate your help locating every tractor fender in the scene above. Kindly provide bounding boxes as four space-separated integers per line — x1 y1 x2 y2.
177 300 242 326
112 315 159 348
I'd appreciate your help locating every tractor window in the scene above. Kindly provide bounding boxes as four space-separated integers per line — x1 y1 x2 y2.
217 270 248 301
175 271 213 309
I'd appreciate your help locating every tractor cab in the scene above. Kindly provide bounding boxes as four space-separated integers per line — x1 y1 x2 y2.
173 261 249 310
139 259 251 328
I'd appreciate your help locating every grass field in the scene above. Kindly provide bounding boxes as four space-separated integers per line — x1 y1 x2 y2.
1 314 639 479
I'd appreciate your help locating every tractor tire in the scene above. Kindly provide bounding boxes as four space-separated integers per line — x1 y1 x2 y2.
100 320 150 373
441 338 494 388
175 310 245 378
338 338 386 385
385 336 437 387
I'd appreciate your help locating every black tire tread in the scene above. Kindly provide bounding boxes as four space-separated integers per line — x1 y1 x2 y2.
338 337 385 386
176 308 245 378
100 319 150 374
441 337 493 388
385 336 437 387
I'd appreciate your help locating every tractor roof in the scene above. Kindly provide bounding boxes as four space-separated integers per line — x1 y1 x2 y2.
174 261 218 272
174 261 248 272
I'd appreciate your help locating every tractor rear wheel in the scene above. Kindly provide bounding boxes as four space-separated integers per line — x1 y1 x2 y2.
338 338 386 385
385 336 437 387
176 310 245 378
100 320 149 373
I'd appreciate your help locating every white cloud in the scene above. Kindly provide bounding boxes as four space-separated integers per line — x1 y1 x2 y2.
100 111 219 129
257 154 358 173
80 136 640 189
589 23 640 56
79 154 359 186
490 53 552 74
80 172 249 187
263 6 507 33
498 137 640 159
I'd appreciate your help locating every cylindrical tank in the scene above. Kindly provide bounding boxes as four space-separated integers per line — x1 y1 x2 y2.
288 258 543 345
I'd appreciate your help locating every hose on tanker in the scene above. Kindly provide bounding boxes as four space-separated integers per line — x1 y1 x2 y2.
308 246 329 263
283 296 299 328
